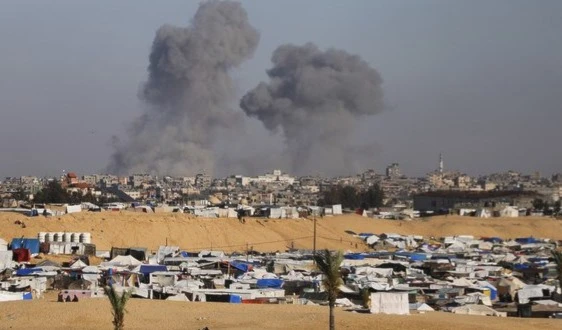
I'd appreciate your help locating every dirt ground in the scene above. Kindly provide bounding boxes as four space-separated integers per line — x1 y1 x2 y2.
0 293 560 330
1 212 562 253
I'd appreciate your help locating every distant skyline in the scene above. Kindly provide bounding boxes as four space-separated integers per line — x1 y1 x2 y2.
1 0 561 178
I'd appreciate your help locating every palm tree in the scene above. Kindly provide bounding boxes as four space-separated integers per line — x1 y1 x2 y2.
552 250 562 295
104 285 132 330
314 249 344 330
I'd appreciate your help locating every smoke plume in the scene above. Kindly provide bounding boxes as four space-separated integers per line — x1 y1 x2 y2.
107 0 259 176
240 43 384 175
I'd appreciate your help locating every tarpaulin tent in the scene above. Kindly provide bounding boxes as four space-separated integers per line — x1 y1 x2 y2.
344 253 365 260
12 248 31 262
256 279 284 289
10 238 40 254
16 268 42 276
0 292 32 301
230 261 252 272
370 292 409 315
139 265 167 277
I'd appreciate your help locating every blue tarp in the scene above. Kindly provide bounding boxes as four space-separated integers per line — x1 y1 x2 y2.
23 292 33 300
256 278 284 289
513 264 530 270
10 238 40 254
229 295 242 303
515 237 539 244
409 253 429 261
230 261 251 272
344 253 365 260
139 265 167 276
16 268 42 276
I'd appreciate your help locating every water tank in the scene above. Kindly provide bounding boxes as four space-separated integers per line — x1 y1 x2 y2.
45 232 55 242
63 232 72 242
54 232 64 242
71 233 81 243
79 232 91 244
38 232 47 243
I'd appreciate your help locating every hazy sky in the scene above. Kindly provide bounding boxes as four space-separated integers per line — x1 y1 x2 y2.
1 0 561 178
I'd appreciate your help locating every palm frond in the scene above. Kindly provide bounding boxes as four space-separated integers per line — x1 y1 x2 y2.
104 285 131 330
314 249 344 300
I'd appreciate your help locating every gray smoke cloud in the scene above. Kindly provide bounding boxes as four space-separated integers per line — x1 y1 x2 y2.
240 43 384 175
107 0 259 176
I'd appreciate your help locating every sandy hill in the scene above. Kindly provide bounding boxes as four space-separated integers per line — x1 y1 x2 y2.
1 212 562 252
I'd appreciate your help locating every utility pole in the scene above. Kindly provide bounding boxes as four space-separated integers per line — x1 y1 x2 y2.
313 213 317 256
246 242 249 262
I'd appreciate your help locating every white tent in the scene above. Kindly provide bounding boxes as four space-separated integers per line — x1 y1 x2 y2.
70 259 88 269
0 238 7 251
475 208 491 218
82 265 101 273
410 302 435 312
499 206 519 218
65 204 82 214
366 235 380 245
370 292 409 315
166 294 190 302
107 255 142 266
134 206 154 213
452 304 505 317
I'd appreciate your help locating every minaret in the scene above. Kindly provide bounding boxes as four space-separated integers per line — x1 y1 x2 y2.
439 153 444 174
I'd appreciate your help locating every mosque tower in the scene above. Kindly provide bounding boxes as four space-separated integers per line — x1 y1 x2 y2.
439 153 444 174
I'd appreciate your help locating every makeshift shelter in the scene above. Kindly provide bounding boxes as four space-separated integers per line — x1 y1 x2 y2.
370 292 409 315
65 204 82 214
0 250 14 270
10 238 40 254
0 238 8 251
12 248 31 262
497 277 526 299
410 302 435 312
0 291 33 302
70 259 88 269
475 208 491 218
134 206 154 213
499 206 519 218
451 305 505 317
107 255 142 266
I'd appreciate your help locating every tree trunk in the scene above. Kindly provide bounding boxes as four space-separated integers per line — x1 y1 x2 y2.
329 303 335 330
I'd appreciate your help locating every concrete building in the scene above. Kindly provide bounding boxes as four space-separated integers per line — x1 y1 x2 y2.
413 190 540 212
386 163 401 179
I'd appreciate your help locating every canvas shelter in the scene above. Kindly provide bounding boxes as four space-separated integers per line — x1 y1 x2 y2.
451 305 505 317
107 255 142 266
370 292 409 315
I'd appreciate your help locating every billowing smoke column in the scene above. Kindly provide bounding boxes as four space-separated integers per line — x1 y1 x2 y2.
108 1 259 176
240 43 384 175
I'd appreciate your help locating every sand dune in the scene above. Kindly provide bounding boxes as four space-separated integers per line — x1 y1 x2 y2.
0 293 559 330
1 212 562 253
